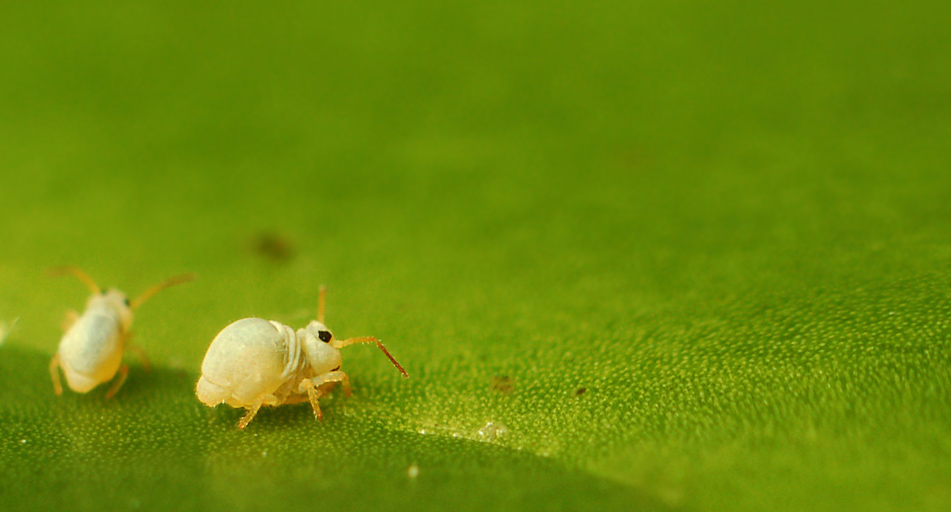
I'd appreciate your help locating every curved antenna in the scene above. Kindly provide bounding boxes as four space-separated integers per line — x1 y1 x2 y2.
317 285 327 324
130 273 196 310
333 336 409 378
49 266 101 295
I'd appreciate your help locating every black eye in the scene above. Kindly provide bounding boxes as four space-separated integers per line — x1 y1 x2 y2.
318 330 332 343
123 298 131 307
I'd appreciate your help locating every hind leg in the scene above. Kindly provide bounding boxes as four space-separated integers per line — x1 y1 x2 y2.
237 400 264 429
49 353 63 395
104 364 129 399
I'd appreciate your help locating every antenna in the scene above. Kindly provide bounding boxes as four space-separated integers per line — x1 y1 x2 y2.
130 274 196 310
334 336 409 378
318 285 327 324
49 266 101 295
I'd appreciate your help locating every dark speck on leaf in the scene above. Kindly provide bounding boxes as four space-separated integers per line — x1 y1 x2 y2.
248 231 296 262
492 375 514 395
575 387 587 396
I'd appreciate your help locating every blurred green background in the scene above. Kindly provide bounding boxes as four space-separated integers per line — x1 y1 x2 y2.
1 1 949 511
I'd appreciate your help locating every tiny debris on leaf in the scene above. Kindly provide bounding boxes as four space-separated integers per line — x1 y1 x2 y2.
491 375 514 394
248 230 296 262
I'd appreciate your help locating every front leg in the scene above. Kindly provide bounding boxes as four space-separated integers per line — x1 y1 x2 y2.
296 371 350 421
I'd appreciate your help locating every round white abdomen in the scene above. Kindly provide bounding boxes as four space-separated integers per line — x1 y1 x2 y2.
196 318 291 407
59 311 124 392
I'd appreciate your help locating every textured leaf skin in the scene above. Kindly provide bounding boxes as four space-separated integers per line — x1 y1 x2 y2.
1 1 950 511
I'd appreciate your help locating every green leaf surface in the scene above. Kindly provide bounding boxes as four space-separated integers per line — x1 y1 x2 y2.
1 1 950 511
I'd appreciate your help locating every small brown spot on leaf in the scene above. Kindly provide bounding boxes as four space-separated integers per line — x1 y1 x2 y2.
575 387 587 396
492 375 514 395
248 231 296 262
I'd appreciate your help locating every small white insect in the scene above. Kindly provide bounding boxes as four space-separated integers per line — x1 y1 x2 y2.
196 287 408 429
49 266 195 398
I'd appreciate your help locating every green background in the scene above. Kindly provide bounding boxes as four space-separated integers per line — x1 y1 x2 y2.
1 2 949 511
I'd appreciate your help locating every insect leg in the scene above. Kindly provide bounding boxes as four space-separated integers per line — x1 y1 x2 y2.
49 353 63 396
105 364 129 399
295 379 325 420
307 385 324 421
237 400 263 430
310 370 351 398
338 372 351 397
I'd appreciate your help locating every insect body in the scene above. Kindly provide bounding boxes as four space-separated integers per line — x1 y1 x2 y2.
196 287 408 429
49 267 195 398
